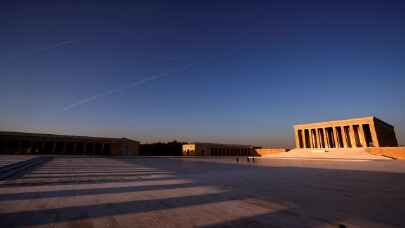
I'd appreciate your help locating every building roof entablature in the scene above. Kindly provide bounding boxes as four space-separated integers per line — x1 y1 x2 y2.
293 116 381 129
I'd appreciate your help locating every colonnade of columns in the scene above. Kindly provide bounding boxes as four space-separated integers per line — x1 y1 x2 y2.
295 123 379 149
0 138 114 155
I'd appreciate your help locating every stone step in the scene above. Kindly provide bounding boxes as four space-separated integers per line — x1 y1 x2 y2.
263 148 390 160
0 156 53 180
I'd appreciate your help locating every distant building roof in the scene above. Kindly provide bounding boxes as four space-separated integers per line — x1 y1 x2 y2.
0 131 139 143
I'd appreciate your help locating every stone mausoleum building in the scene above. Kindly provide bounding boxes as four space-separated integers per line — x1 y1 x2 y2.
0 131 139 156
294 116 398 149
182 143 254 156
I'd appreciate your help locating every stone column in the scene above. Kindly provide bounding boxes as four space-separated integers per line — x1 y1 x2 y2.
341 127 348 148
358 125 367 147
333 127 340 148
309 129 314 148
27 141 32 154
34 141 40 154
328 127 336 148
319 129 325 148
316 129 322 148
41 141 46 153
62 142 67 154
83 142 87 154
315 128 321 148
73 142 78 154
101 143 105 155
349 126 357 148
51 142 57 154
16 141 22 154
302 129 307 148
294 129 300 148
369 122 380 147
323 128 330 148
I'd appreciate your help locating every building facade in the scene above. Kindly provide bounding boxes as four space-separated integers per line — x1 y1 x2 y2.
293 116 398 149
254 148 289 156
0 131 139 156
182 143 254 156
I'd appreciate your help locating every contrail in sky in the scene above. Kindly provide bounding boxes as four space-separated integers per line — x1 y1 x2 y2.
7 40 77 61
37 40 76 52
62 64 193 112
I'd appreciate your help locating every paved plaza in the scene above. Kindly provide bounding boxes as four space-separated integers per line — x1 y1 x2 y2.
0 156 405 227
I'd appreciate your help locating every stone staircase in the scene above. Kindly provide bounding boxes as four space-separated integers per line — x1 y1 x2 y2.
262 148 391 160
0 156 53 181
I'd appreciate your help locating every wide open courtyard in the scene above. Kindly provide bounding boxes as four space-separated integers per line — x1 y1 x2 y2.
1 156 405 227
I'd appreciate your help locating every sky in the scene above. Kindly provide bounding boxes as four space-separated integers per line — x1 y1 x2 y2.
0 0 404 147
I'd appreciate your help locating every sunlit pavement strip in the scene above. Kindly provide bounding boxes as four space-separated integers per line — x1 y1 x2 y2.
1 156 405 227
0 179 192 195
262 157 371 162
45 199 290 228
0 186 227 213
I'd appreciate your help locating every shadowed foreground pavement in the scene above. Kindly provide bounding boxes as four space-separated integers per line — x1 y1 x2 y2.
0 156 405 227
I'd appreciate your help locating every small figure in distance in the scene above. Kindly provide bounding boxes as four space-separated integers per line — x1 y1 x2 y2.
252 157 255 163
236 157 239 163
247 157 250 163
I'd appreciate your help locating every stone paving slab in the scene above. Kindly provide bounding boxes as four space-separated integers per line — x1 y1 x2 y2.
0 156 404 227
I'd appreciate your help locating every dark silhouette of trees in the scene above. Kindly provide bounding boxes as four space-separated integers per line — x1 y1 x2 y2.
139 141 186 156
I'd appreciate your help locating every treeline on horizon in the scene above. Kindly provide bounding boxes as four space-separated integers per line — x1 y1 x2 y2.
139 141 186 156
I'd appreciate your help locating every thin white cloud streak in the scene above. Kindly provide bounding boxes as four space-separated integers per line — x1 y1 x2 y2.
6 40 77 61
37 40 76 52
62 64 193 112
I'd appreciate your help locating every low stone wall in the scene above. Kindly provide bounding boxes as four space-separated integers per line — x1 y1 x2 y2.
365 147 405 160
254 148 289 156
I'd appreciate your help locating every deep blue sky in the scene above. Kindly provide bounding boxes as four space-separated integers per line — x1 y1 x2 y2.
0 0 404 147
